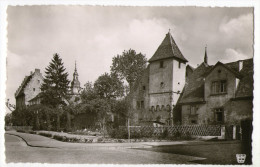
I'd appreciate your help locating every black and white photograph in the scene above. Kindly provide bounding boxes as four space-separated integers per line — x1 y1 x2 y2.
1 2 259 166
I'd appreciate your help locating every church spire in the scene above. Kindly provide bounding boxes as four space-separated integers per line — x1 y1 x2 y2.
204 45 208 64
71 60 80 95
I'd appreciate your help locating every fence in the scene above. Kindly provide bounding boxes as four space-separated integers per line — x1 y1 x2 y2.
119 125 222 137
5 126 33 131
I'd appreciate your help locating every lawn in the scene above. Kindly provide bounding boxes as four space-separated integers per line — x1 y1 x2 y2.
136 141 246 164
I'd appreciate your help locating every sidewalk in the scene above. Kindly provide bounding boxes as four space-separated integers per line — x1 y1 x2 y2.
6 131 193 150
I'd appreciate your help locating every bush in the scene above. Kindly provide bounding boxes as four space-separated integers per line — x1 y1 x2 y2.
97 138 103 143
159 128 169 139
16 130 25 133
107 127 128 139
53 135 66 141
28 131 36 134
39 132 52 138
183 131 192 140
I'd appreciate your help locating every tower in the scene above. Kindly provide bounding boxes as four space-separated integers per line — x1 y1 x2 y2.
148 30 188 125
71 61 81 95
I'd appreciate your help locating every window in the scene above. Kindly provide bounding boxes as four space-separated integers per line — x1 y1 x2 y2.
151 106 155 112
38 80 40 84
136 101 141 109
33 88 35 91
160 61 164 68
160 82 164 88
156 105 160 111
161 105 165 111
141 101 144 109
189 105 197 115
178 62 181 69
215 108 224 123
191 120 197 124
211 80 227 94
142 86 146 91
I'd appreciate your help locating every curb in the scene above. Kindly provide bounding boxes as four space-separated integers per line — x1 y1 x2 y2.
5 133 60 149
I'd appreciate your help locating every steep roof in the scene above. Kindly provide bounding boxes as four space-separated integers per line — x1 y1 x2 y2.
179 58 253 104
149 32 188 63
15 75 33 98
180 62 212 104
235 59 253 98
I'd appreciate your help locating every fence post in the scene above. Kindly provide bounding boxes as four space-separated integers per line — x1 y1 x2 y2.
233 125 236 140
219 125 225 139
128 118 131 143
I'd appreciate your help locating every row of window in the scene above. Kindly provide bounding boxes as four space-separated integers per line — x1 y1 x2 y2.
150 105 173 112
188 105 224 124
136 102 175 112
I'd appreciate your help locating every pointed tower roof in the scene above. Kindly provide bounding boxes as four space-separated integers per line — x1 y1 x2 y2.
149 31 188 63
74 61 78 76
204 45 208 64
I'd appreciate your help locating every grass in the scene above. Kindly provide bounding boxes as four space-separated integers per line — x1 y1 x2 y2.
135 141 244 164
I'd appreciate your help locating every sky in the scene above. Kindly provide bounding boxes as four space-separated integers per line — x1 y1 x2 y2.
6 6 253 105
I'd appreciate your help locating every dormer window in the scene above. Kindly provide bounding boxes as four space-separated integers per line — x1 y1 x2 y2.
211 80 227 94
160 61 164 68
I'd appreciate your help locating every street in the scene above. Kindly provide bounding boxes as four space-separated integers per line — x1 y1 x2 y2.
5 133 204 164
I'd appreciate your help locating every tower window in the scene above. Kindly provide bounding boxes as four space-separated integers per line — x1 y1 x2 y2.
160 82 164 88
141 101 144 109
160 61 164 68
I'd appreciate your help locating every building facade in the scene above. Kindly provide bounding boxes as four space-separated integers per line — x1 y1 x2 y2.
179 56 253 125
131 32 253 126
15 69 44 109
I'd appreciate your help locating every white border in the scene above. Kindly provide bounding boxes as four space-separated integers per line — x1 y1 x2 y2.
0 1 259 167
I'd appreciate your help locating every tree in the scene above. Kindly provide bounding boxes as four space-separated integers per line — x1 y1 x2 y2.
80 82 98 103
40 53 70 130
110 49 147 91
94 73 124 99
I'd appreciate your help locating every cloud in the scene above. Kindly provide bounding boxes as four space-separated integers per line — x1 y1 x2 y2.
222 48 248 63
6 6 253 104
219 13 253 39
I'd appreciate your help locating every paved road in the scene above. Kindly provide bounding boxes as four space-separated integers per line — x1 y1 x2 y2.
5 133 205 164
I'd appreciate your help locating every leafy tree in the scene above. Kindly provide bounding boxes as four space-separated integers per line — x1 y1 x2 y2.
40 53 70 130
94 73 124 99
80 82 98 103
110 49 147 91
5 113 13 126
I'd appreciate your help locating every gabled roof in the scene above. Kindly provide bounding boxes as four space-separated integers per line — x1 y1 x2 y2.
179 58 253 104
15 75 33 98
186 64 195 71
203 61 242 79
148 32 188 63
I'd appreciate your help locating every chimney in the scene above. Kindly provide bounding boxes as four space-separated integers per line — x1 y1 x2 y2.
35 69 40 73
239 60 243 71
